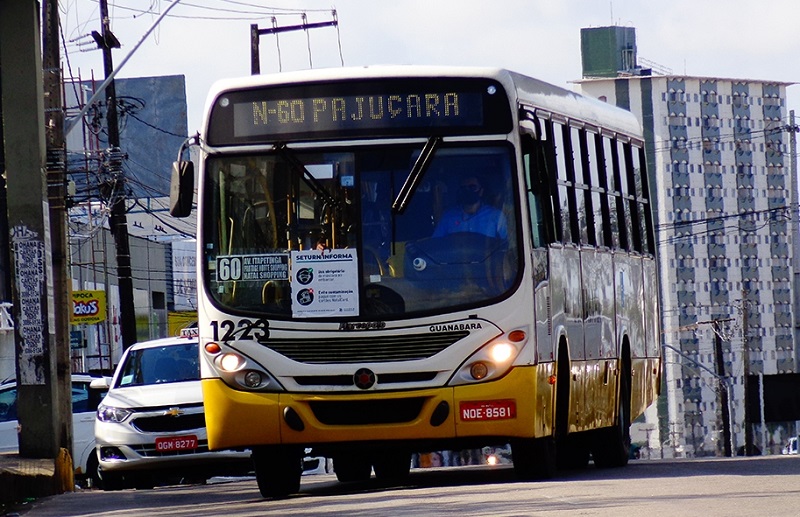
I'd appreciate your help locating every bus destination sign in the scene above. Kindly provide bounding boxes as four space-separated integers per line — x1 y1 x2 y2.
207 78 512 144
234 91 481 138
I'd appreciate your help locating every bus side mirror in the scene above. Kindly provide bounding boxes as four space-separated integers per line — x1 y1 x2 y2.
170 160 195 217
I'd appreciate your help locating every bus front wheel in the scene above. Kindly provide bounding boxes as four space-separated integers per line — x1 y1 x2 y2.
332 452 372 482
511 436 556 480
253 446 302 499
372 451 411 482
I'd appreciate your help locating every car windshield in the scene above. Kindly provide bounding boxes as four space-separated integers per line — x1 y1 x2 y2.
115 343 200 388
203 142 520 319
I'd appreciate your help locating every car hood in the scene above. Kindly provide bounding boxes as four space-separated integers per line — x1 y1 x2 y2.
101 380 203 409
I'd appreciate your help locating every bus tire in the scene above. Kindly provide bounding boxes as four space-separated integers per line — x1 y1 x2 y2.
253 446 302 499
592 367 631 468
512 436 556 480
372 451 411 482
556 434 590 470
332 453 372 482
553 341 589 470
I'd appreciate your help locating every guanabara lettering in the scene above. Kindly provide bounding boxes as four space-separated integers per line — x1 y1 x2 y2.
429 322 483 332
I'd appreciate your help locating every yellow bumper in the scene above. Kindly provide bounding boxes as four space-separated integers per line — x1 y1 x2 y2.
203 364 555 451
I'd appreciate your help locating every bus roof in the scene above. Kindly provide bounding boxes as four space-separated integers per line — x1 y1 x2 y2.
204 65 643 139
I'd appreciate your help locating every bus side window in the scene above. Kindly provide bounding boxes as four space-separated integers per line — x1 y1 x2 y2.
522 134 553 248
551 121 574 244
569 126 591 246
603 137 628 249
632 145 655 255
620 142 643 252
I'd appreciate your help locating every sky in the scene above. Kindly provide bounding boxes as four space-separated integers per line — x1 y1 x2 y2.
59 0 800 135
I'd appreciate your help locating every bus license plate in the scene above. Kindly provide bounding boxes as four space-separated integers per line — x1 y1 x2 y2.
155 435 198 452
459 399 516 421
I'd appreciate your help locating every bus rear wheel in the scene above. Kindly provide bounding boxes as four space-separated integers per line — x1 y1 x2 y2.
253 446 302 499
511 436 556 480
592 370 631 468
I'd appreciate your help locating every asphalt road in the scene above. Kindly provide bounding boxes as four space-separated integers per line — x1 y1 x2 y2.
8 455 800 517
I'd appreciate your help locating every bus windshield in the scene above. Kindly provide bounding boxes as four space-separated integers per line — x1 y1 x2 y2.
203 142 520 319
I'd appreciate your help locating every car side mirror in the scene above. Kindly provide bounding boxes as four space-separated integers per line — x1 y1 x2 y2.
90 377 110 390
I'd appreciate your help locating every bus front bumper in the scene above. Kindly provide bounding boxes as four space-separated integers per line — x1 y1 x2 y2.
202 365 555 451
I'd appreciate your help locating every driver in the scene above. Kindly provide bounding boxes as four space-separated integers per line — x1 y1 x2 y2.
432 174 508 239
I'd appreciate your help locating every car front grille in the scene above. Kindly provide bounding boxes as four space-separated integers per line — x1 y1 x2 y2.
131 413 206 433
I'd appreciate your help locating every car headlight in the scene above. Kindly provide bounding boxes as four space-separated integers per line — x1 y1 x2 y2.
449 330 527 386
97 404 133 423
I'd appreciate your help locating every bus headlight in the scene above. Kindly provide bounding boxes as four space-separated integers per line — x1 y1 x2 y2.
219 353 244 372
243 371 263 388
489 343 515 363
470 362 489 380
449 332 526 386
204 341 284 392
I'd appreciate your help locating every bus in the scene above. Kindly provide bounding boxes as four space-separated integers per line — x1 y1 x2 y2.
169 66 661 498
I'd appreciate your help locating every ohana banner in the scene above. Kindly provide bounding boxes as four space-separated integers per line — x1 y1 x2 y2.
71 290 106 325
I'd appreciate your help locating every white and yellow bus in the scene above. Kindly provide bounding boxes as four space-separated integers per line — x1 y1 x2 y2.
170 66 661 498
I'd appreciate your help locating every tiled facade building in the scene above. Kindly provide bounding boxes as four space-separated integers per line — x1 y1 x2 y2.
576 26 796 456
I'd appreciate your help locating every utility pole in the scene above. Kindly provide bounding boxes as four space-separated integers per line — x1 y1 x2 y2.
42 0 74 466
712 320 732 457
742 292 754 455
97 0 138 350
789 110 799 374
250 13 339 75
0 0 61 463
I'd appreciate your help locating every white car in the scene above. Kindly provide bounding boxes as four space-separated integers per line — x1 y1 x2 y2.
0 373 107 487
92 331 253 490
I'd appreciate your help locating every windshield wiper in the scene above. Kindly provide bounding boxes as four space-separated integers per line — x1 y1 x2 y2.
391 136 441 214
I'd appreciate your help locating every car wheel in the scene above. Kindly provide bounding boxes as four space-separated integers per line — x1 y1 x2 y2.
85 451 102 489
132 473 155 490
100 470 125 491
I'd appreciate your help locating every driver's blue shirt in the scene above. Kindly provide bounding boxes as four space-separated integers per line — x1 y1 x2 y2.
432 204 508 239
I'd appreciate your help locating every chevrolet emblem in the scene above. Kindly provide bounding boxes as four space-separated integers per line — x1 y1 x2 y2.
165 407 184 417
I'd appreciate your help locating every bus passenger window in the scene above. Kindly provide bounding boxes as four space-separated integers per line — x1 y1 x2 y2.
631 146 654 254
570 126 591 246
552 122 574 244
587 132 609 247
522 135 550 248
621 142 643 252
611 139 630 251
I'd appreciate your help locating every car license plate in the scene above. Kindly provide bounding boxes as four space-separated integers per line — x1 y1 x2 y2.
459 399 516 421
155 435 198 452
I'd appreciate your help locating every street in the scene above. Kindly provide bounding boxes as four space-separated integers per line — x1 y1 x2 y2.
9 455 800 516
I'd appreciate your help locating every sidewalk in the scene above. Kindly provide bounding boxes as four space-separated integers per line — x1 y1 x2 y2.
0 450 72 507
